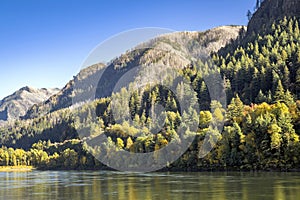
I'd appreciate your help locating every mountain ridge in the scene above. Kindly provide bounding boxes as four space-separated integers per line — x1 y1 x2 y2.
0 86 59 124
23 25 243 120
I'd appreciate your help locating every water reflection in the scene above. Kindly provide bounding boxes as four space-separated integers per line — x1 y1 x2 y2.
0 171 300 200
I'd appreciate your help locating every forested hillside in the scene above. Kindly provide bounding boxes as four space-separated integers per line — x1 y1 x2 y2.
1 1 300 171
23 26 241 120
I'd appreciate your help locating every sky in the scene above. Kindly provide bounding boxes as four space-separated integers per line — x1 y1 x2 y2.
0 0 255 99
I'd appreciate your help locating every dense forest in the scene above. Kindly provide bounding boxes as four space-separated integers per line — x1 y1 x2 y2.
1 16 300 171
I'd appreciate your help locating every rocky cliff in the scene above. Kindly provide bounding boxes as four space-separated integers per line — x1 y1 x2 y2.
248 0 300 34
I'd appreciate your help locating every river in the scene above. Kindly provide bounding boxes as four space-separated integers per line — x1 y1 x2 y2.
0 171 300 200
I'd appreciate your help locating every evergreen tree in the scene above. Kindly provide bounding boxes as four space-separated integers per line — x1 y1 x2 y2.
226 95 244 123
255 90 267 103
274 80 285 101
247 10 252 21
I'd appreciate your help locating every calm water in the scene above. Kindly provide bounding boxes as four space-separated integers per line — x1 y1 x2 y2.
0 171 300 200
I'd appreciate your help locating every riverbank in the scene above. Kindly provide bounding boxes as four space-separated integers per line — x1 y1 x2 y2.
0 166 35 172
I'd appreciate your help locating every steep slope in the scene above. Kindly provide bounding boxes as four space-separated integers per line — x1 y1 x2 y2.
247 0 300 35
24 25 243 119
23 63 106 119
0 87 59 124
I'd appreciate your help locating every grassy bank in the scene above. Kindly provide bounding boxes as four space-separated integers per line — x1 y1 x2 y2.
0 166 35 172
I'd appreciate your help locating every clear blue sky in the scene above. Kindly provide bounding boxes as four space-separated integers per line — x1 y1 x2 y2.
0 0 255 99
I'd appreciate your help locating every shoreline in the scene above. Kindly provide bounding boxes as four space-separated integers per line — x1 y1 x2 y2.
1 165 300 173
36 167 300 173
0 166 35 172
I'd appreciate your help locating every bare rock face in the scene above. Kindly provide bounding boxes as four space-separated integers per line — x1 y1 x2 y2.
247 0 300 34
0 87 59 123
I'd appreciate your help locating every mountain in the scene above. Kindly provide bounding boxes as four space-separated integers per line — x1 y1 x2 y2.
1 4 300 171
0 86 59 124
23 25 243 120
247 0 300 35
23 63 105 119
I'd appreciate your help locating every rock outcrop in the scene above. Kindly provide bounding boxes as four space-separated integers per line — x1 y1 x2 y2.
0 87 59 124
247 0 300 34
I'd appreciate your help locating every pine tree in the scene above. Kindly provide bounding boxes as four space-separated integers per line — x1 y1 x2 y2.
282 65 290 89
199 81 210 110
260 66 267 91
266 90 273 103
255 90 267 103
281 50 288 62
247 10 252 21
251 67 260 101
272 71 280 93
294 20 300 38
226 95 244 123
287 18 294 34
283 90 295 106
225 78 233 103
254 41 260 58
274 80 285 101
255 0 260 10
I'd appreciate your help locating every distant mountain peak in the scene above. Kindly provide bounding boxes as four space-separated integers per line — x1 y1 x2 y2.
19 86 35 92
0 87 60 124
